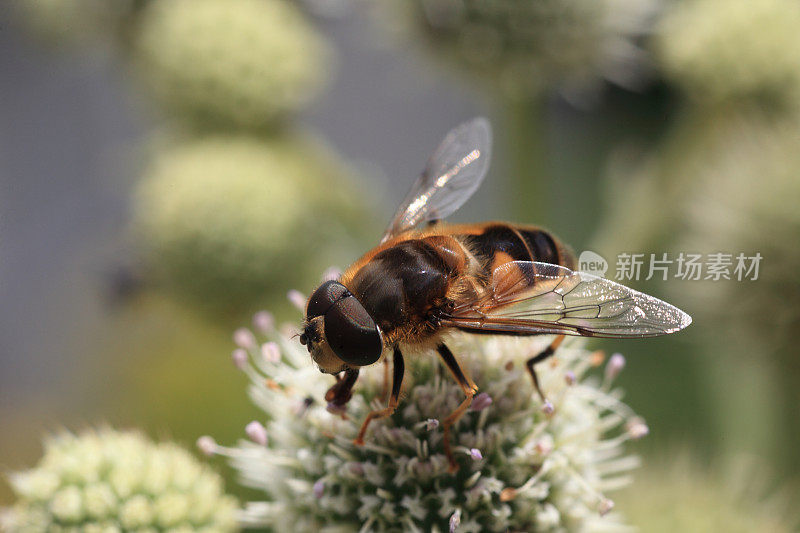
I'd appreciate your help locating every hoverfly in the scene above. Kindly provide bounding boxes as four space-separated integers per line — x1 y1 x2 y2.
299 118 691 471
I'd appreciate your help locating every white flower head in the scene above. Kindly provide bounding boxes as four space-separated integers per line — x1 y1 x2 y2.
210 303 646 532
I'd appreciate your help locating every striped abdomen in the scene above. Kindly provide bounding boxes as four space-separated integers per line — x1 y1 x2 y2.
459 223 575 275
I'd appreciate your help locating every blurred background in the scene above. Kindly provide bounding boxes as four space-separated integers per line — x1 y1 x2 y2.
1 0 798 529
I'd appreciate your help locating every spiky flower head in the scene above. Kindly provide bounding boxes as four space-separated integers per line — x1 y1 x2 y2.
396 0 656 97
135 0 329 130
2 428 238 532
133 134 368 314
657 0 800 111
205 300 647 531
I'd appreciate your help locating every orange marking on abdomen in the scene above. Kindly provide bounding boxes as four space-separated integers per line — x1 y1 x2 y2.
490 251 515 273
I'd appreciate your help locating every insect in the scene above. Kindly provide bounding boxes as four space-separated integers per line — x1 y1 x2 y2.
299 118 691 471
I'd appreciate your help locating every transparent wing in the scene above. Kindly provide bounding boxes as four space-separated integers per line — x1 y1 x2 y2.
442 261 692 338
381 117 492 242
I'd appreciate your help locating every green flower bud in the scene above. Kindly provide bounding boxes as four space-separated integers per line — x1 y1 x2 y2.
657 0 800 110
133 133 369 314
135 0 330 130
397 0 654 96
2 429 238 532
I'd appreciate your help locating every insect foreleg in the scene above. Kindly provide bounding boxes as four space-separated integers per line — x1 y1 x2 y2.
525 334 565 412
354 348 405 445
436 343 478 473
325 368 360 418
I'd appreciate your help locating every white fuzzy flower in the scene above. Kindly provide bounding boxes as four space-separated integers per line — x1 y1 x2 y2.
210 305 646 532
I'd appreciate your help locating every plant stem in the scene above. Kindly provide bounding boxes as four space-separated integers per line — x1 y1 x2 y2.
503 95 550 226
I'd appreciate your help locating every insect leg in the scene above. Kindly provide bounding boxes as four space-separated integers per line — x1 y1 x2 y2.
325 368 360 416
525 334 565 408
380 357 390 402
354 348 405 446
436 343 478 473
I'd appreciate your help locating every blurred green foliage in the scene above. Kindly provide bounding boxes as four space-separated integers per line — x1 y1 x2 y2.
617 452 797 532
90 293 256 450
672 115 800 359
15 0 136 49
668 115 800 472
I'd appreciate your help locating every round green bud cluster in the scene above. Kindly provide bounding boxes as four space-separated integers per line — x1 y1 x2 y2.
657 0 800 110
135 0 330 130
399 0 653 96
133 134 366 314
206 308 647 532
2 428 238 532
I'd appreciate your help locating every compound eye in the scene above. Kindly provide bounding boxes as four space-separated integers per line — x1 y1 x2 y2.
324 296 382 367
306 280 349 319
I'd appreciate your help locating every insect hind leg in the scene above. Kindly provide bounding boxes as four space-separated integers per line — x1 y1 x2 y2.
525 334 565 413
436 343 478 473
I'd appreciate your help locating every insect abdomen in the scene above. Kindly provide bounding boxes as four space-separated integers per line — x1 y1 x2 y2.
463 223 574 271
348 237 461 340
